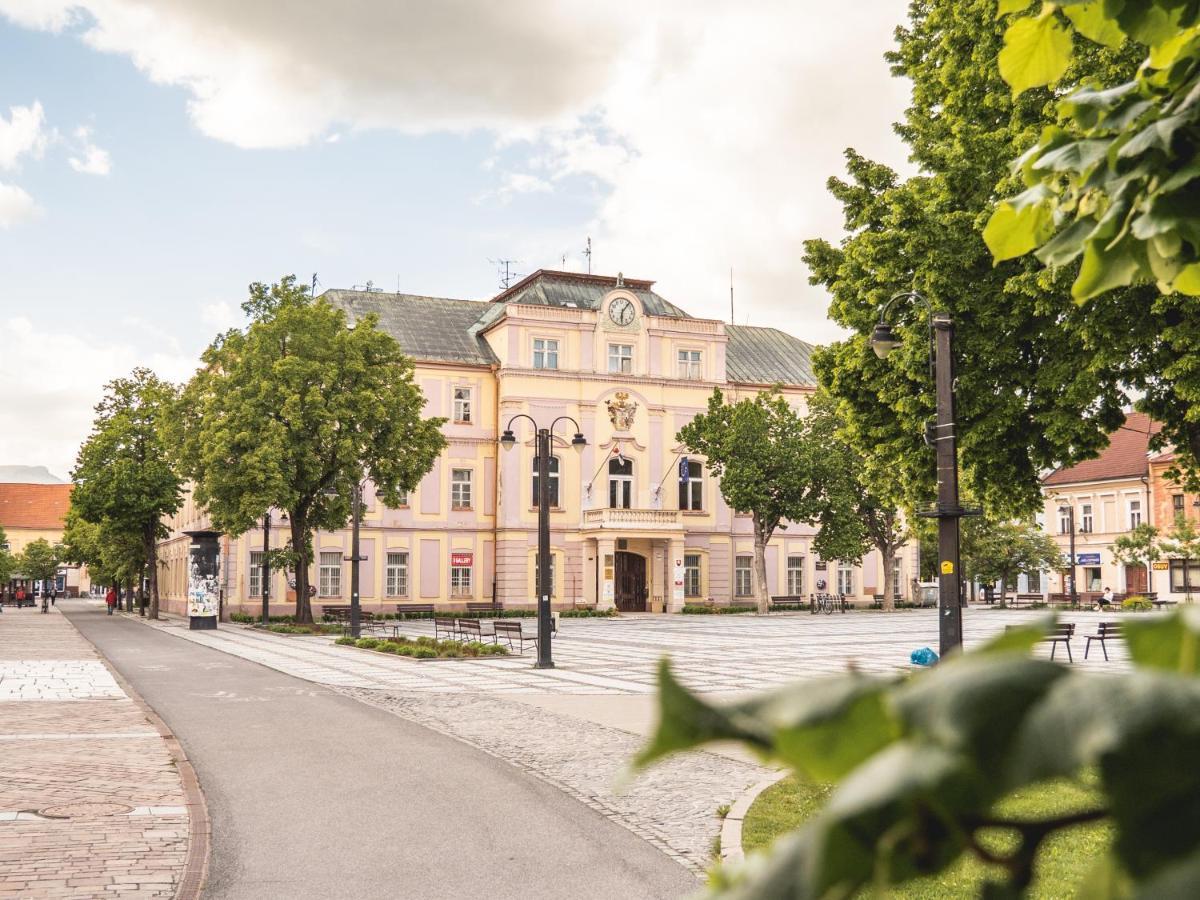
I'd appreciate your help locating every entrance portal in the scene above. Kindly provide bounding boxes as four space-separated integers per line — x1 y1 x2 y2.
1125 564 1148 595
614 551 647 612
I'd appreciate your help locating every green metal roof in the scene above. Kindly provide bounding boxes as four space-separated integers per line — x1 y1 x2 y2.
491 270 692 318
725 325 817 387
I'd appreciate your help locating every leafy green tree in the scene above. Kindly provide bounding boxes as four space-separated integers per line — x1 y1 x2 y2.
1112 523 1163 597
805 0 1142 516
636 611 1200 897
71 368 182 619
962 517 1063 602
174 276 446 623
678 389 861 613
0 526 15 590
1162 515 1200 603
61 507 147 607
987 1 1200 485
17 538 62 592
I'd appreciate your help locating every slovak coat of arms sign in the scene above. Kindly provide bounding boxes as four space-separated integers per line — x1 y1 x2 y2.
606 391 637 430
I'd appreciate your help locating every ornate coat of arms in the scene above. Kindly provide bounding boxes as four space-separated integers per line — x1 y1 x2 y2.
606 391 637 430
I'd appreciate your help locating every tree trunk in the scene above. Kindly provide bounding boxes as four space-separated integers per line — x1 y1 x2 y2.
752 518 770 615
998 570 1010 604
291 513 313 624
125 578 134 613
879 543 896 612
144 523 160 620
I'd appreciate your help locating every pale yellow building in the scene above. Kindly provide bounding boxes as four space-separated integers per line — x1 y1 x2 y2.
158 271 916 616
0 482 88 596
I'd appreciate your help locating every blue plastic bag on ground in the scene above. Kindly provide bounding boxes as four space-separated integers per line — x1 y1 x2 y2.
911 646 939 667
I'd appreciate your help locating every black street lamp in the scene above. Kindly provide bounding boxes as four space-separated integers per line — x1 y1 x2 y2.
261 510 271 627
1057 504 1078 607
500 415 586 669
347 480 366 639
871 291 965 657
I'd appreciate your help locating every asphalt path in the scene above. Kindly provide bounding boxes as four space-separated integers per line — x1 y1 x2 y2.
62 601 695 900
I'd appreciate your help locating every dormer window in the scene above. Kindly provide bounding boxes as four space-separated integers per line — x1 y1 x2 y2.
453 387 472 423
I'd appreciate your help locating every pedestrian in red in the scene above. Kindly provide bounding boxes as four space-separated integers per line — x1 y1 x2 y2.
105 587 118 616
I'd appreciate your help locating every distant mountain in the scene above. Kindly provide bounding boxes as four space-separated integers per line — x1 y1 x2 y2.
0 465 67 484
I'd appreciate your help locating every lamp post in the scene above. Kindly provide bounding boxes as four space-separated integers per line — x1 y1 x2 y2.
347 480 365 639
870 291 964 656
261 511 271 627
1058 504 1078 607
500 415 587 668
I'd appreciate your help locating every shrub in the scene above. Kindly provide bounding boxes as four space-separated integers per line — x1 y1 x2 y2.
717 605 756 614
412 647 437 659
355 637 381 649
560 608 619 618
1030 601 1049 610
682 604 718 614
334 636 356 646
393 644 416 656
482 643 508 655
376 642 400 654
416 636 435 647
1123 596 1153 611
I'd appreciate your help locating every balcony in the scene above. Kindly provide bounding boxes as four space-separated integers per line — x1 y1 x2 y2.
581 508 681 531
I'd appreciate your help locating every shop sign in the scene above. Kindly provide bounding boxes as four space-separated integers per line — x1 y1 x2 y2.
451 552 473 567
1075 552 1101 565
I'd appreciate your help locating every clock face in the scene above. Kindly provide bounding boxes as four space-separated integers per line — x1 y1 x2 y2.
609 297 635 326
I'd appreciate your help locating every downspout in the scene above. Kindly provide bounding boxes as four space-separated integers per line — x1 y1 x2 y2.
1140 474 1152 598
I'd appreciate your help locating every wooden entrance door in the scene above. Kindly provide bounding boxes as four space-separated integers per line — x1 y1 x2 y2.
614 551 647 612
1125 564 1148 594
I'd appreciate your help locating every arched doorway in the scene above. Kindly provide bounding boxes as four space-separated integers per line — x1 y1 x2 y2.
614 551 647 612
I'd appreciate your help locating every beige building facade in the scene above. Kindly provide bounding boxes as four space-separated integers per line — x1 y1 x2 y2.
158 271 916 616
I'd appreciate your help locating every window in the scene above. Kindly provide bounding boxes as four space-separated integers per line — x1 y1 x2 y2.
786 555 804 596
249 551 263 597
451 469 473 509
453 387 472 423
533 555 556 597
385 552 409 597
1169 559 1200 593
1129 499 1142 528
1027 570 1042 592
532 456 560 507
735 555 753 597
450 562 472 596
1080 503 1093 533
608 457 633 509
319 551 342 597
533 338 559 370
1058 509 1071 534
678 460 703 511
1084 567 1102 592
608 343 633 374
677 349 702 380
684 554 702 598
892 558 903 599
837 562 854 596
1174 495 1186 517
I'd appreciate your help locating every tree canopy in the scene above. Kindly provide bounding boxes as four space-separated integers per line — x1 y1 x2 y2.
0 527 16 589
805 0 1143 516
961 517 1063 601
17 538 62 587
174 275 446 622
71 367 182 618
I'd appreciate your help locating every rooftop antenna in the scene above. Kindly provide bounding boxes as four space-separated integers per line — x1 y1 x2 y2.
561 252 567 268
730 267 734 324
584 236 592 274
311 272 320 298
489 258 522 289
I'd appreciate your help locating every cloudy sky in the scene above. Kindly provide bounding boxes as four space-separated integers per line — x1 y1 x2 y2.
0 0 911 479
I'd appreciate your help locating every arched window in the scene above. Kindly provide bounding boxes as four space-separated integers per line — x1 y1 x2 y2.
531 456 560 507
609 457 633 509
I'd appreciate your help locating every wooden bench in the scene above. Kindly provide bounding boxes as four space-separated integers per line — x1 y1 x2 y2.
395 603 435 619
434 617 459 641
457 619 493 645
1010 593 1044 608
1010 623 1075 661
493 619 537 654
769 595 807 611
466 601 503 616
1085 622 1121 661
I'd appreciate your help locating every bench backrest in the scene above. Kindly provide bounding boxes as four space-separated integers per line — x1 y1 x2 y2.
397 604 434 612
1051 623 1074 637
493 620 522 636
459 620 482 634
1098 622 1121 636
434 617 456 628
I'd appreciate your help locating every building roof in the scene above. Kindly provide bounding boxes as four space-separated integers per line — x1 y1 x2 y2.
490 270 692 319
0 483 72 530
725 325 817 386
1042 412 1160 486
321 290 498 366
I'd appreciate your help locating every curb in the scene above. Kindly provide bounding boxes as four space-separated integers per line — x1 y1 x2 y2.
68 607 211 900
720 769 789 866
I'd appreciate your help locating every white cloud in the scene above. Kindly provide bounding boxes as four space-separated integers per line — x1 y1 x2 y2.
0 100 48 169
0 181 38 227
0 316 199 480
68 125 112 175
199 300 245 331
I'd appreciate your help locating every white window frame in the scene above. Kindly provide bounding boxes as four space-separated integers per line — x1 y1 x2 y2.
1080 503 1094 534
608 458 633 509
249 550 263 598
385 551 409 598
533 338 559 370
1128 498 1143 529
319 551 342 597
450 564 472 597
678 460 703 511
676 349 702 380
1059 509 1071 534
892 558 903 599
734 555 753 597
836 562 854 597
453 387 472 424
451 468 473 509
786 555 804 596
684 554 702 598
608 343 633 374
532 456 561 508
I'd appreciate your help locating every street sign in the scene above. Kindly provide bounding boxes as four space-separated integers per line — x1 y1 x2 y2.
678 456 690 484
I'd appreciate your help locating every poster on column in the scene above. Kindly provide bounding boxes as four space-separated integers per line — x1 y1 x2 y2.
187 537 221 618
673 557 685 602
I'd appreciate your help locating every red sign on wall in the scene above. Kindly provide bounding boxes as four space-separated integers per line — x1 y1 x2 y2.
451 552 473 567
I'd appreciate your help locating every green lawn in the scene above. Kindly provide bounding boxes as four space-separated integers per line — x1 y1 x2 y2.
740 775 1112 898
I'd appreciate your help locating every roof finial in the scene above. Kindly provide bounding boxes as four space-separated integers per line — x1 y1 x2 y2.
615 271 624 287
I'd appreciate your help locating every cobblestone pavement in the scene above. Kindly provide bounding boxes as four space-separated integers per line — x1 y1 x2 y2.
111 603 1130 877
0 607 192 899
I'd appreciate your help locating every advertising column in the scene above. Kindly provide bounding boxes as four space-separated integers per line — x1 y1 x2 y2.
185 530 221 630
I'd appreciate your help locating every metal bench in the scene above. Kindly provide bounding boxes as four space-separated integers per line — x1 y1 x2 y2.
769 595 807 611
1011 593 1044 608
1085 622 1121 661
434 617 459 641
457 619 493 645
492 620 537 654
1009 623 1075 661
466 601 503 616
395 603 435 619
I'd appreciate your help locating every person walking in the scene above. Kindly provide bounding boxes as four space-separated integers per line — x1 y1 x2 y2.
15 586 26 608
49 586 57 606
105 586 118 616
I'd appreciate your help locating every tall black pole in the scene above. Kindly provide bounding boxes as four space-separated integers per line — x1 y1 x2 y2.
535 428 554 668
1066 506 1078 607
933 314 963 656
350 481 362 639
262 511 270 627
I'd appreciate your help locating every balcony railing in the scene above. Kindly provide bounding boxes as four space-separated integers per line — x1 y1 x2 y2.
581 508 681 530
